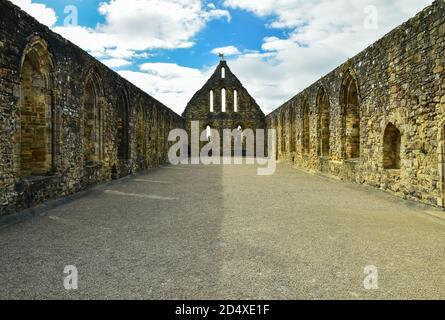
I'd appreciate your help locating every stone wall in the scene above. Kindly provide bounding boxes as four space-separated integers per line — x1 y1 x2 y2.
0 0 184 216
183 61 265 155
266 0 445 207
1 0 444 216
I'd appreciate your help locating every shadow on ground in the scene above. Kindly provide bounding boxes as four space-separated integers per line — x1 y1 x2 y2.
0 164 225 299
0 162 445 299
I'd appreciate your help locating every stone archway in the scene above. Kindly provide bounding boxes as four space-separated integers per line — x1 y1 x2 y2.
274 116 279 161
235 124 245 157
383 123 401 169
18 37 55 177
116 89 131 172
317 86 330 158
83 72 103 165
340 71 360 160
150 106 159 166
136 100 147 169
301 101 310 156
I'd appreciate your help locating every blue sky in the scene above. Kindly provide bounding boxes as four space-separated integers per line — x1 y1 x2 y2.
39 0 289 70
40 0 107 26
12 0 433 114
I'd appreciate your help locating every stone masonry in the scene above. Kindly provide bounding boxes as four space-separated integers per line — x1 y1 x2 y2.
183 60 265 155
267 0 445 208
1 0 445 217
0 0 184 215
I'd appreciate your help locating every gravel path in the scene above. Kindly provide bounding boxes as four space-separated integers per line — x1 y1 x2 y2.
0 163 444 299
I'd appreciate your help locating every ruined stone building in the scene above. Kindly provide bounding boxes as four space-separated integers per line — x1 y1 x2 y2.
0 0 445 217
0 0 183 215
267 0 445 208
183 60 265 155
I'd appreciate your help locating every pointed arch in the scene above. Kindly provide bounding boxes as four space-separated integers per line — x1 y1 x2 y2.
301 100 310 155
206 125 212 141
116 88 130 161
234 123 254 158
150 105 159 162
18 36 55 176
289 106 296 153
209 89 214 112
317 86 330 157
221 88 226 112
341 70 360 159
383 123 401 169
281 111 286 155
83 70 104 164
234 89 238 112
161 110 167 158
136 98 147 167
235 123 244 155
273 115 279 160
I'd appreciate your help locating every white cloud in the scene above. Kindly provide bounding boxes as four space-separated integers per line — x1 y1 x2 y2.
222 0 433 113
11 0 57 27
118 63 213 114
211 45 241 56
11 0 434 115
223 0 276 17
52 0 230 60
100 58 132 68
261 37 294 52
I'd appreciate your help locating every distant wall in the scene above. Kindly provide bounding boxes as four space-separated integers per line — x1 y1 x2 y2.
267 0 445 207
0 0 184 215
183 61 265 155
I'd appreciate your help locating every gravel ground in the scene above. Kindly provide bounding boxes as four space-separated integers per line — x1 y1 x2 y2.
0 162 444 300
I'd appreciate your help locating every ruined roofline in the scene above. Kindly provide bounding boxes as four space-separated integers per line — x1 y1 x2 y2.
266 0 439 116
182 60 265 117
216 61 265 115
2 0 181 119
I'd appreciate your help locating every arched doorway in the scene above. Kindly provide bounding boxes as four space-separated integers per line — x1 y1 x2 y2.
116 90 130 165
341 71 360 160
301 101 310 155
317 86 330 157
281 112 286 158
136 100 147 169
383 123 401 169
235 125 244 157
83 73 103 165
274 116 279 161
19 38 54 176
290 107 296 155
150 106 159 165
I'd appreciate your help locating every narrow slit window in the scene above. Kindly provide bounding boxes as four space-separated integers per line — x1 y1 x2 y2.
221 67 225 79
221 88 226 112
234 90 238 112
210 90 214 112
206 125 212 141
